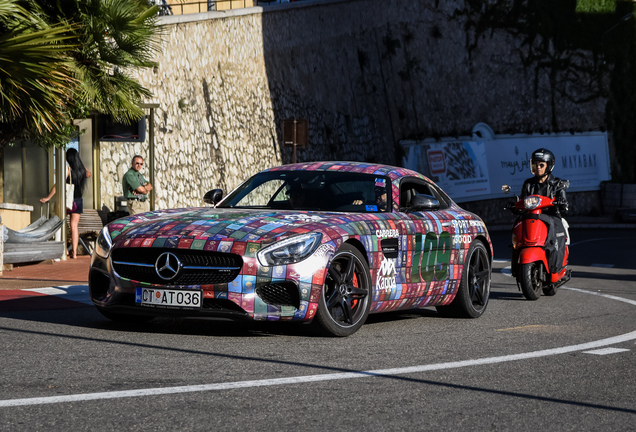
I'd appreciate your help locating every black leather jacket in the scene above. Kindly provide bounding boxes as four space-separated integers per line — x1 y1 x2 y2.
520 174 568 217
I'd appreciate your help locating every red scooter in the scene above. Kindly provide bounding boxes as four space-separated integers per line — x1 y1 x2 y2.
503 181 572 300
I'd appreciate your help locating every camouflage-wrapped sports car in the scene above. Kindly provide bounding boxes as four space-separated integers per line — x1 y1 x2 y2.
89 162 492 336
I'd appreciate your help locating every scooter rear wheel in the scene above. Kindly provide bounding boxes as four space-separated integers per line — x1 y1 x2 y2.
543 286 557 296
519 262 542 300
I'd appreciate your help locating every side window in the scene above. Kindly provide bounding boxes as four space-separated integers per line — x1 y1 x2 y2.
427 183 452 208
235 179 285 207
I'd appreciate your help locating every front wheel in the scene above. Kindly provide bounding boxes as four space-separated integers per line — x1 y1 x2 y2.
313 244 371 337
436 241 491 318
519 262 543 300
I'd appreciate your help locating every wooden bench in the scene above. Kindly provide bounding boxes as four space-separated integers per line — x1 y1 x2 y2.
66 209 107 255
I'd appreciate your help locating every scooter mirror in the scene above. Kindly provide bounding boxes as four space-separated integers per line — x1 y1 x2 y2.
501 185 512 194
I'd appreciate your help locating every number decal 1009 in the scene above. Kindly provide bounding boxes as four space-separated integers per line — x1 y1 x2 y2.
410 231 451 283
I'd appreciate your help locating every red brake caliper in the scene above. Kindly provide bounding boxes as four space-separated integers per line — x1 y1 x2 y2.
351 272 359 309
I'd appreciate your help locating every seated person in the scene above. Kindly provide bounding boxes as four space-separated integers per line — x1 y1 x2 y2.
375 188 388 211
287 184 308 209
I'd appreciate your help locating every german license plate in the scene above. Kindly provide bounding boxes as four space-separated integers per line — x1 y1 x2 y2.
136 288 202 309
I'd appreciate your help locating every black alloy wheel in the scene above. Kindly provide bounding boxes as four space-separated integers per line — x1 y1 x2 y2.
437 241 491 318
313 244 371 337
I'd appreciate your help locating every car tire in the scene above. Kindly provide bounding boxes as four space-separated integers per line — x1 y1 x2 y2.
436 240 491 318
313 244 371 337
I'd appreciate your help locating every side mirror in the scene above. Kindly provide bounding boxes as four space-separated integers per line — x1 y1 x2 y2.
410 194 440 211
502 185 511 194
203 189 223 206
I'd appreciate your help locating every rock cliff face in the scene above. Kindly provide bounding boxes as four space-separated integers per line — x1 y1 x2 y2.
98 0 607 214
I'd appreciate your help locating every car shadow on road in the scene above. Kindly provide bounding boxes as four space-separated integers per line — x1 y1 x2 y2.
0 287 527 339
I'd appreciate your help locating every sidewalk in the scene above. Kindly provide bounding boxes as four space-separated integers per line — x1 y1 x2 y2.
0 255 91 290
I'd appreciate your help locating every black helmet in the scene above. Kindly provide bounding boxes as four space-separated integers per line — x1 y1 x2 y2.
530 148 555 175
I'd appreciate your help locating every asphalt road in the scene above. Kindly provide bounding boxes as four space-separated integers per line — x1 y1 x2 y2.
0 228 635 431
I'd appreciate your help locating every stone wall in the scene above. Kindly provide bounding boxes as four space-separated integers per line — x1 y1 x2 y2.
98 0 608 216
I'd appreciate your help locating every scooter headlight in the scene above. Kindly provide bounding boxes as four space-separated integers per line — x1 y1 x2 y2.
524 196 540 210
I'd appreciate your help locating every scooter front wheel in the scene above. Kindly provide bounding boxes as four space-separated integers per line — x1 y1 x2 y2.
519 262 542 300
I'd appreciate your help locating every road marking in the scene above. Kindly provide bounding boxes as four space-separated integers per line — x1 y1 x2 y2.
583 348 630 355
25 285 93 305
0 286 93 310
563 286 636 307
0 330 635 408
0 284 634 408
591 264 615 268
496 325 550 331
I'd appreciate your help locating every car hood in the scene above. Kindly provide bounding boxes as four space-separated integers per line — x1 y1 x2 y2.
107 207 358 246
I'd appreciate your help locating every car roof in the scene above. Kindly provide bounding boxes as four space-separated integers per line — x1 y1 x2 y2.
262 161 430 183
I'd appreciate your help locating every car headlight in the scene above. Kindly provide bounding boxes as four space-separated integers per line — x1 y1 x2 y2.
524 196 540 210
95 225 113 259
257 232 323 266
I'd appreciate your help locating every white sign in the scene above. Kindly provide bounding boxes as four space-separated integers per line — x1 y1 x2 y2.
401 130 610 202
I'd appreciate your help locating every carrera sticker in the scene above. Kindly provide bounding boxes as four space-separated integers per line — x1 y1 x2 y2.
375 229 399 238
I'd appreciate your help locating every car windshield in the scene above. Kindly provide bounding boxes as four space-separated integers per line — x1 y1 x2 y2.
219 170 392 212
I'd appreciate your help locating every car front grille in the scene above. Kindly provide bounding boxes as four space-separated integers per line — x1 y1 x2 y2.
111 247 243 286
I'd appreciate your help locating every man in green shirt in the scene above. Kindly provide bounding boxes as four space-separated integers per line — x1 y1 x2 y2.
122 155 153 215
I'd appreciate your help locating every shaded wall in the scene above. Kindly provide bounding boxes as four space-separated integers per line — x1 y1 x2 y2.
98 0 608 213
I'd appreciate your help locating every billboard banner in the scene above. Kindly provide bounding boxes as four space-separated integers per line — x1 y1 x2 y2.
401 131 610 203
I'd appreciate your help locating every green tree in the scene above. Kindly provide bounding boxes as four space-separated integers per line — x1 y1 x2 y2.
0 0 161 149
0 0 77 147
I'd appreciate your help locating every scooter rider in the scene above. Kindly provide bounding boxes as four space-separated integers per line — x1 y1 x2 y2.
521 148 568 217
521 148 570 249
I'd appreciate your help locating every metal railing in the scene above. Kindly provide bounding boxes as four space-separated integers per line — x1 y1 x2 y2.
155 0 301 16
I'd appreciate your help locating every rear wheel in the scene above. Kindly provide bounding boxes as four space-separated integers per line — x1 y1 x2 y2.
543 285 557 296
436 241 491 318
313 244 371 337
519 262 543 300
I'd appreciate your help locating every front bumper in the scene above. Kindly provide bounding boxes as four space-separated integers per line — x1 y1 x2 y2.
88 250 322 322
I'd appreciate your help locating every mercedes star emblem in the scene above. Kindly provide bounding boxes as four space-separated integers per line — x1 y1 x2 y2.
155 252 181 280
